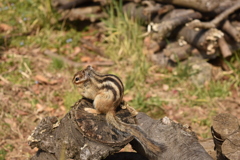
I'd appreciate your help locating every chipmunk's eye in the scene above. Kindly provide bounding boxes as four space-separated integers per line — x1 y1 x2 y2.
75 77 80 82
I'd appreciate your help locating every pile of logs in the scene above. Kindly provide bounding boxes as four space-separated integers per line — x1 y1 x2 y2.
52 0 240 66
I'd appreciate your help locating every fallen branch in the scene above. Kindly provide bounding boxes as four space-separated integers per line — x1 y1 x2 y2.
221 20 240 42
151 9 202 42
44 50 114 67
60 6 107 22
155 0 219 12
123 2 151 22
188 2 240 29
156 5 175 18
80 39 105 56
57 0 89 10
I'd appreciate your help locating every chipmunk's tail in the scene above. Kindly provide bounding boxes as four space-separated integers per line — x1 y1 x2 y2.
106 111 164 155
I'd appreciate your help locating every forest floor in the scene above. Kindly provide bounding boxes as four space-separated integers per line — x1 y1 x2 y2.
1 1 240 160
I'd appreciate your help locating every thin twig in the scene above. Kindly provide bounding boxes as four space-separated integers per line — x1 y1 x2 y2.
0 75 10 84
80 39 104 56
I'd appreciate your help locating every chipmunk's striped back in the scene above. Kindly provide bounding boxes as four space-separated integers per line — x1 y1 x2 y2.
89 68 124 104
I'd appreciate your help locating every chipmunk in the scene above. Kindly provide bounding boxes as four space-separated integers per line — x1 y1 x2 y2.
72 66 163 155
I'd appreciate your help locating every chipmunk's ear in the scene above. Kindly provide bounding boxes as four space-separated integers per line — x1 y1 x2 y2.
87 65 93 70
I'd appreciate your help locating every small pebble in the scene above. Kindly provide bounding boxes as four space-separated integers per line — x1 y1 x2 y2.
66 38 73 43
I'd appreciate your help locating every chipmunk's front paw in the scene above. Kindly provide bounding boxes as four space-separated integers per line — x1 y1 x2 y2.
84 108 100 115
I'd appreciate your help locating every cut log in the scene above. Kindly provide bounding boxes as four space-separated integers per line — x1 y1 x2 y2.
29 98 213 160
123 2 151 23
28 99 135 160
150 9 202 42
178 26 224 58
211 113 240 160
60 6 107 22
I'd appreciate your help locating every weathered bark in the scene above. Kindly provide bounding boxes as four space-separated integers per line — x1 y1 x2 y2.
218 37 232 58
123 2 151 23
150 52 171 67
161 41 192 62
28 99 135 160
29 98 213 160
150 9 202 42
52 0 108 9
59 6 107 22
188 2 240 29
221 20 240 42
212 2 236 15
55 0 89 10
155 0 219 12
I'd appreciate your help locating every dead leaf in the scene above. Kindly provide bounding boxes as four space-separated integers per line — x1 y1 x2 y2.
145 92 152 99
80 56 92 62
82 35 94 41
60 105 66 112
49 48 57 53
15 109 29 116
0 23 13 32
162 84 169 91
4 118 17 132
34 75 58 85
31 84 40 94
17 91 24 97
36 103 45 113
44 107 54 112
35 75 49 84
73 46 81 54
49 80 58 85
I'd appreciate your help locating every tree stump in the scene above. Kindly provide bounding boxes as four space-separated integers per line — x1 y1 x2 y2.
28 98 213 160
211 113 240 160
